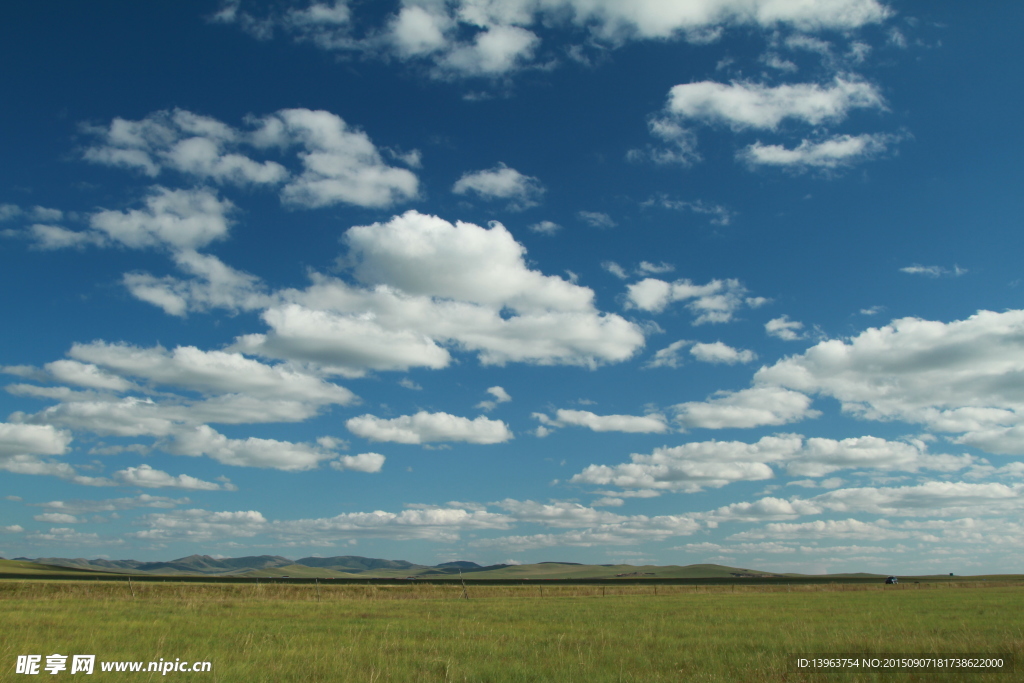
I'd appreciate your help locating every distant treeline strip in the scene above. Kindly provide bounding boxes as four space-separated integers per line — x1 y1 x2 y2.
1 573 1018 586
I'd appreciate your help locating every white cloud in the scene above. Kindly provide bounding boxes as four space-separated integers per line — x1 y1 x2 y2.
578 211 616 228
331 452 386 473
645 197 735 226
83 108 418 209
67 341 355 405
666 77 885 131
534 409 668 434
629 116 701 166
900 264 967 278
571 434 974 495
470 514 701 550
0 422 73 457
644 340 690 369
756 309 1024 454
237 211 644 372
131 508 268 543
264 108 419 208
217 0 890 78
602 261 629 279
0 421 112 486
35 494 188 515
83 108 287 184
476 385 512 411
807 481 1024 518
34 512 82 524
346 411 513 444
626 277 760 323
740 133 897 170
438 24 539 77
495 498 627 528
113 464 228 490
674 386 818 429
690 341 757 364
452 163 544 210
89 187 234 251
528 220 561 234
124 250 270 316
27 224 106 250
271 506 513 544
164 424 344 470
765 314 805 340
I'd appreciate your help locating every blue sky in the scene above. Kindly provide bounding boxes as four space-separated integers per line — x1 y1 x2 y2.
2 0 1023 574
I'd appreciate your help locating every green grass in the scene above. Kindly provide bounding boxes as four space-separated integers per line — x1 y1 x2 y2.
1 581 1020 682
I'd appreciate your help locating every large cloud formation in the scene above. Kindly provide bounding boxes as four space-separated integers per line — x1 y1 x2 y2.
237 210 645 373
756 309 1024 454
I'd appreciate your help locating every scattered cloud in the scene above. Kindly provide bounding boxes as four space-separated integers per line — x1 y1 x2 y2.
665 77 885 131
476 386 512 412
528 220 561 235
740 133 899 170
673 386 819 429
626 277 763 323
452 163 544 210
578 211 616 228
112 464 231 490
690 341 757 364
214 0 891 79
900 264 968 277
756 309 1024 454
765 315 805 340
83 108 418 209
346 411 513 444
534 409 669 434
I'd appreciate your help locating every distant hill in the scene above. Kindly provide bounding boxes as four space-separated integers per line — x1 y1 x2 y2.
9 554 799 580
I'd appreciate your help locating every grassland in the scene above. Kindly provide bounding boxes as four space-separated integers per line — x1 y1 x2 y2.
1 579 1021 682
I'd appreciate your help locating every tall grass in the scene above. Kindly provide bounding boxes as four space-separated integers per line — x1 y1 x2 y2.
1 581 1020 682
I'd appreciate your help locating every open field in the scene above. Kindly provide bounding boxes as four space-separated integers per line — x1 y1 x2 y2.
1 580 1021 682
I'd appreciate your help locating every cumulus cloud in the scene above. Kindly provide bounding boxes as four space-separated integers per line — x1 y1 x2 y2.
690 341 757 364
626 277 763 323
124 250 271 316
113 464 229 490
476 385 512 412
452 163 544 210
262 108 419 208
216 0 890 78
34 494 189 515
534 409 669 434
495 498 627 528
67 341 354 405
571 434 975 494
665 77 884 131
644 340 690 369
129 501 512 544
88 186 234 251
346 411 513 444
236 211 644 372
83 108 417 209
756 309 1024 454
765 315 805 340
0 423 111 486
331 452 386 473
740 133 898 170
673 386 818 429
528 220 561 234
164 424 345 470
